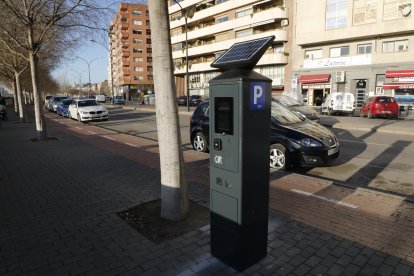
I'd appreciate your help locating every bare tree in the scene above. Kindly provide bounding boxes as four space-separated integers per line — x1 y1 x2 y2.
0 0 111 140
148 0 189 221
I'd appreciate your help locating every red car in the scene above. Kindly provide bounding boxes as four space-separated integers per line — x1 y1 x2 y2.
360 96 399 119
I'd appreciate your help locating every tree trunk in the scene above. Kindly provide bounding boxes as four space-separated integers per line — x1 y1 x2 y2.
12 81 18 113
148 0 188 221
14 71 24 122
29 51 47 140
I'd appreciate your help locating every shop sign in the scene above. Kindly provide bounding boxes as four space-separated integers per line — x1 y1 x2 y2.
302 84 331 89
304 55 371 69
356 80 366 88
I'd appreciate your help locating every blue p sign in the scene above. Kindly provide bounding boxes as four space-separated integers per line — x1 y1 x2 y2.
250 82 265 110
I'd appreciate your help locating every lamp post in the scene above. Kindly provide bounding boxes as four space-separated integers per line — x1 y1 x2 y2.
90 39 116 104
75 56 102 98
71 69 88 97
173 0 196 112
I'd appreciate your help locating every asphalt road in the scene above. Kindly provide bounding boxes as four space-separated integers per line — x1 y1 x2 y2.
90 107 414 198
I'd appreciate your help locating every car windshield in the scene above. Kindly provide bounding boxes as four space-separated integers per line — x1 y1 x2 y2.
62 99 73 105
115 96 123 99
276 95 303 107
53 97 67 102
377 97 395 103
271 100 304 124
78 100 98 107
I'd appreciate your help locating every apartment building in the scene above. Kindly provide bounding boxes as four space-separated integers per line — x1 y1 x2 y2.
168 0 291 98
291 0 414 111
109 3 153 100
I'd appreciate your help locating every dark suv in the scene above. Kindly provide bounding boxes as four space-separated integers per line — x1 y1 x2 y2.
190 100 340 170
189 95 203 106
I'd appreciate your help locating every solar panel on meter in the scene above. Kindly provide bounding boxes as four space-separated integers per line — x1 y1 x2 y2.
211 36 275 71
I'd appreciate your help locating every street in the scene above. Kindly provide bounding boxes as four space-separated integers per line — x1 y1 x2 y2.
90 106 414 198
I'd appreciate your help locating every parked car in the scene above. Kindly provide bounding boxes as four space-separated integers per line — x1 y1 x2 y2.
189 95 203 106
68 99 109 122
44 95 53 108
321 92 355 116
177 96 188 106
360 96 399 119
190 100 339 170
114 95 125 105
47 96 68 112
274 95 320 121
95 95 106 103
56 99 73 117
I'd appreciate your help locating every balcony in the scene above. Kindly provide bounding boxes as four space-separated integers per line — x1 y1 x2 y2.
121 32 129 39
122 42 130 49
120 3 127 11
172 30 287 59
123 70 130 76
122 51 130 58
121 23 128 30
122 59 130 66
172 7 287 45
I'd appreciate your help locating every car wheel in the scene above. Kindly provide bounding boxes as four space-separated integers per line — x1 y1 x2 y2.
270 144 291 170
327 108 333 116
77 113 82 122
367 110 373 119
192 132 208 152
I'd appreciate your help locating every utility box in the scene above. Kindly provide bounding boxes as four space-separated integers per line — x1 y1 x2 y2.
209 36 274 271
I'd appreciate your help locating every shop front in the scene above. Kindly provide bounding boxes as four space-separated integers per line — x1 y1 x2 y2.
383 69 414 115
298 74 331 106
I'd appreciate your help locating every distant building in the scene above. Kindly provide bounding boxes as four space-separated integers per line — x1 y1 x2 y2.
109 3 153 100
292 0 414 111
168 0 291 97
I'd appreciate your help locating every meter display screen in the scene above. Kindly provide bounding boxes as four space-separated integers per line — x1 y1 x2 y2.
215 97 233 135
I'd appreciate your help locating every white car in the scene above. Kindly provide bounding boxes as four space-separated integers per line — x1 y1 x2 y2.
68 99 109 122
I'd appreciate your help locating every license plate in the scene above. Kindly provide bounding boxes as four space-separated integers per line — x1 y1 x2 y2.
328 147 338 156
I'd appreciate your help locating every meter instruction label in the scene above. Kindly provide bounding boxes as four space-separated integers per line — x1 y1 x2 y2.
250 82 265 110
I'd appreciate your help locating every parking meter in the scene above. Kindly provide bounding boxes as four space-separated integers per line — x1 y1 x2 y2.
209 36 274 271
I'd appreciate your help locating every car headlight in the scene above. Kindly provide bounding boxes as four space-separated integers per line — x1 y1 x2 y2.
299 138 323 147
81 111 89 114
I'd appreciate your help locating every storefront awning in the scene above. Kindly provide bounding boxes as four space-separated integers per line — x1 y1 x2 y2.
385 69 414 78
299 74 331 83
383 82 414 89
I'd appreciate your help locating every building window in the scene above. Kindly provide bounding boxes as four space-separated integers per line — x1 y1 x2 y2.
235 28 253 38
172 43 182 52
204 72 219 82
216 0 228 4
259 66 284 86
305 49 323 59
132 29 142 34
147 48 152 53
134 76 144 80
170 12 181 22
133 48 143 53
236 8 253 18
133 57 143 62
189 74 201 83
133 38 142 44
134 67 143 72
171 28 182 37
384 1 412 20
215 15 229 24
326 0 348 29
353 0 377 25
133 20 142 25
146 39 151 44
330 46 349 57
132 10 142 16
383 40 408 52
357 43 372 54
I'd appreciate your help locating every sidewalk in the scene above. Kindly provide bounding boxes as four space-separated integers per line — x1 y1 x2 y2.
0 108 413 275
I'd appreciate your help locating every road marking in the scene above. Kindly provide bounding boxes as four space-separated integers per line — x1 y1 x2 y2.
102 135 115 141
291 189 358 209
75 127 82 130
125 142 138 147
88 131 97 135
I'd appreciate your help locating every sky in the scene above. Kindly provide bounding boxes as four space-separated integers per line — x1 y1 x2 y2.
52 0 147 87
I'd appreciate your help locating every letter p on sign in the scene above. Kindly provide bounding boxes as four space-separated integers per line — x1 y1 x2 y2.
250 82 265 110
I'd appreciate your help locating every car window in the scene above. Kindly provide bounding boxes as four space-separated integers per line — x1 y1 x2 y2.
377 97 394 103
201 104 209 117
277 96 303 107
271 100 303 124
62 99 73 105
78 100 98 107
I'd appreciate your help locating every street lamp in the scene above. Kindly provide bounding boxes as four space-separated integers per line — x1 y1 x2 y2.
173 0 196 112
90 39 115 105
71 69 88 97
75 56 102 98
